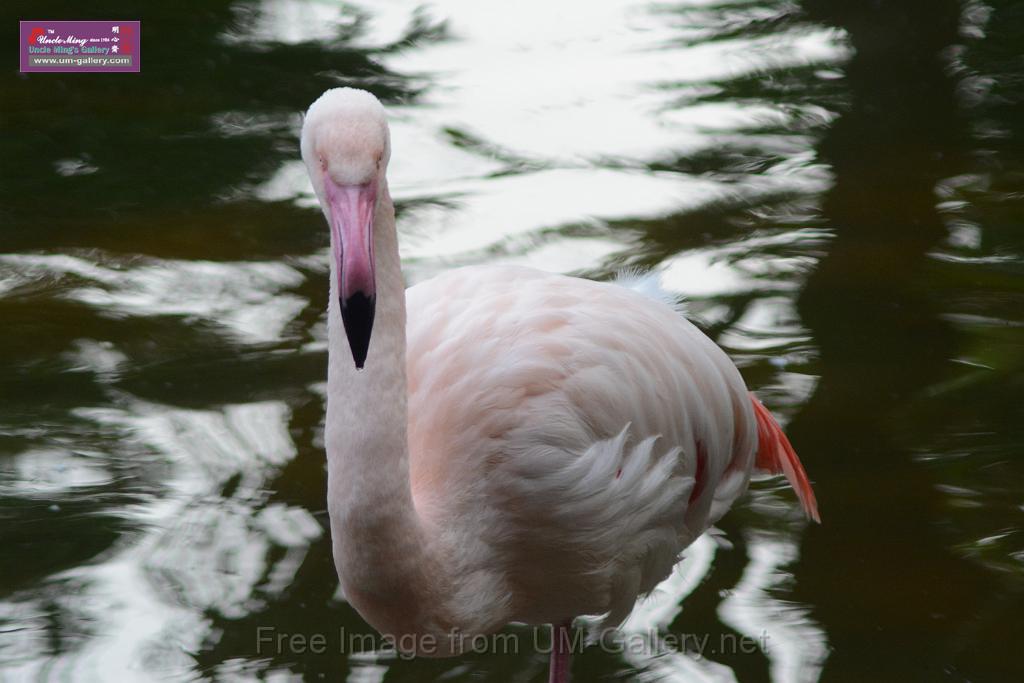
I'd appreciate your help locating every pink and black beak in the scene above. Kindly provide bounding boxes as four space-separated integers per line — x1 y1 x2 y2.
325 179 377 369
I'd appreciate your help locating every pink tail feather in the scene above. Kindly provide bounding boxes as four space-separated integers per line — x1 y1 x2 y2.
750 395 821 523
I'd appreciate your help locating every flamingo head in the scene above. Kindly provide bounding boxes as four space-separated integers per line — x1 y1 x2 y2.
301 88 391 369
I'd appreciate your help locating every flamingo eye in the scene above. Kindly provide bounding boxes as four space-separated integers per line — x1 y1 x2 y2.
319 155 327 170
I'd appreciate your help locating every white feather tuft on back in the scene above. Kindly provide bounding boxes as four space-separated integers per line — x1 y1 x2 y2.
613 269 687 315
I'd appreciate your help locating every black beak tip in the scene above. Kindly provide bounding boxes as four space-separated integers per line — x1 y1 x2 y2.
340 292 375 370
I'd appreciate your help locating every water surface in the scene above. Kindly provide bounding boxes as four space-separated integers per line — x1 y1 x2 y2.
2 0 1023 681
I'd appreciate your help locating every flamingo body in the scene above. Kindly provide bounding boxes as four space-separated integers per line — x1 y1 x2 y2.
404 265 758 630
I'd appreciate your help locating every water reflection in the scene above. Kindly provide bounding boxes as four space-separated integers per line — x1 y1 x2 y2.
1 0 1022 680
791 1 1024 680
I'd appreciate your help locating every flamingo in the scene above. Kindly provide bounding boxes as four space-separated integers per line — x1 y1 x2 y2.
302 88 819 682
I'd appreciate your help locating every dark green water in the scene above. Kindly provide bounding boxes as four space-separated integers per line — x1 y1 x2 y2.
2 1 1023 681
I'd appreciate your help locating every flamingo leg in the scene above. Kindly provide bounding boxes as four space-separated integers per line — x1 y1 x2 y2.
548 621 573 683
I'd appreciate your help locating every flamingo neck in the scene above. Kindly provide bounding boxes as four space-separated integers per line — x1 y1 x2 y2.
324 182 441 637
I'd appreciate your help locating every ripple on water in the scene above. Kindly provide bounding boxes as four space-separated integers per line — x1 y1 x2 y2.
0 398 308 679
1 253 307 345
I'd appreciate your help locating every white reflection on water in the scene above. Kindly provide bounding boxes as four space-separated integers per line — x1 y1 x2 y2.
397 169 723 260
718 533 828 683
221 0 357 45
0 400 310 680
344 664 388 683
259 161 724 265
248 0 845 276
0 253 306 344
375 0 845 162
3 448 112 495
617 534 735 681
75 400 297 497
62 339 128 379
663 229 825 300
0 553 203 683
147 499 320 618
612 529 825 682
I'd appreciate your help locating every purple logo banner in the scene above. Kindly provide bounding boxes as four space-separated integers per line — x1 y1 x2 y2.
20 20 140 73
